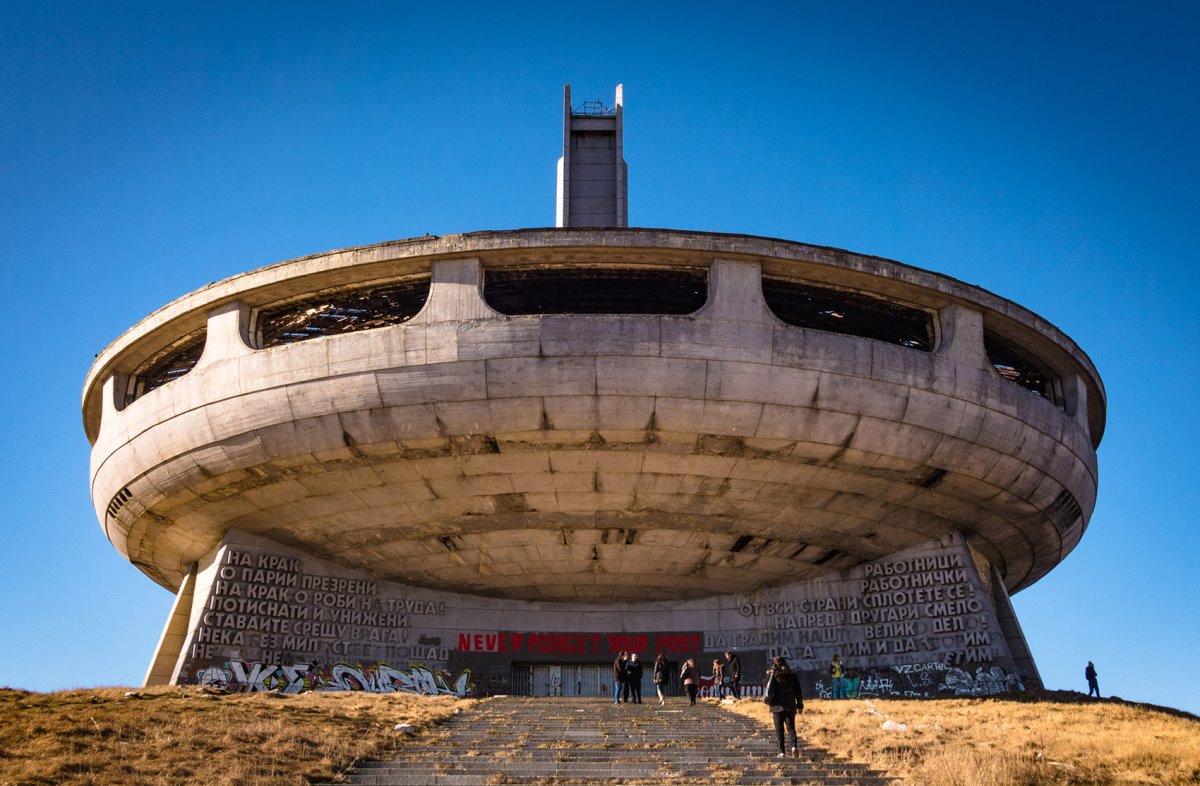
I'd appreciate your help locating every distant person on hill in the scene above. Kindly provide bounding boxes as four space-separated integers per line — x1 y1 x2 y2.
1086 661 1100 698
725 651 742 699
763 655 804 758
653 653 670 705
681 658 700 706
626 652 644 704
613 651 628 705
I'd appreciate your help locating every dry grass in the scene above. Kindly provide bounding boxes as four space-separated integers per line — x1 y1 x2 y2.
723 691 1200 786
4 686 1198 786
0 686 470 786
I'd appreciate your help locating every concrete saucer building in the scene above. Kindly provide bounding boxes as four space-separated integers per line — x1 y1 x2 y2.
84 86 1104 697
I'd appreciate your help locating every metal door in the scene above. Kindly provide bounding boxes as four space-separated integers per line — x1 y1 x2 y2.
570 664 607 697
521 664 610 696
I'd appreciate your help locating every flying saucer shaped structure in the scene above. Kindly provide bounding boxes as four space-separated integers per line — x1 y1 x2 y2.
84 86 1103 696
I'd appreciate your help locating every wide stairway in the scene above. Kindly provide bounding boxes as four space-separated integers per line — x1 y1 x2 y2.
332 696 894 785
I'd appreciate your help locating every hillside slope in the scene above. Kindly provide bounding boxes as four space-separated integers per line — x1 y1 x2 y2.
727 690 1200 786
0 687 1195 785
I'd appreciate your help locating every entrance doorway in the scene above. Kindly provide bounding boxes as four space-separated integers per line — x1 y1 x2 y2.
511 664 611 697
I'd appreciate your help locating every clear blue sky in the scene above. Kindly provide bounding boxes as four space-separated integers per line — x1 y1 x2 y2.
2 2 1197 715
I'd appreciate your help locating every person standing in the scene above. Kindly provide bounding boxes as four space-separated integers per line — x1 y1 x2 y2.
725 651 742 699
681 658 700 706
652 653 669 705
763 655 804 758
830 654 845 699
1085 661 1100 698
612 651 628 704
626 652 644 704
711 658 726 699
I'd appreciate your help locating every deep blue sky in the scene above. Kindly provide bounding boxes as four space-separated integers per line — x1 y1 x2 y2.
2 2 1197 714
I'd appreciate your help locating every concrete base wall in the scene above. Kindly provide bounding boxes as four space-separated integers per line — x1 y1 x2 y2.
168 528 1036 699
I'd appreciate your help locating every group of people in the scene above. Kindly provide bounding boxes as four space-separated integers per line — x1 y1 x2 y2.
605 653 1103 759
611 651 645 704
611 651 743 706
610 649 805 758
680 652 744 705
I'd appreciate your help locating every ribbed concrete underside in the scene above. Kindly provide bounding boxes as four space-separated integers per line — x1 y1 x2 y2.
120 424 1075 603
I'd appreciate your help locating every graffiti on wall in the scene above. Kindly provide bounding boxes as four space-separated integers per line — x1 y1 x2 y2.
193 660 472 696
811 661 1024 699
694 673 764 699
939 665 1024 696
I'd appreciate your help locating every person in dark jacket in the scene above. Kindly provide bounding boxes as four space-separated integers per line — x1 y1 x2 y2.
680 658 700 705
626 652 644 703
725 651 742 699
653 653 669 705
612 651 627 704
1085 661 1100 698
763 655 804 757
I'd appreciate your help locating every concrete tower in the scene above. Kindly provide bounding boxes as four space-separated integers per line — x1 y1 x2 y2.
556 84 627 228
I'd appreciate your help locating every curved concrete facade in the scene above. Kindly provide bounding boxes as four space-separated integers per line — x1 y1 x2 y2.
85 229 1103 615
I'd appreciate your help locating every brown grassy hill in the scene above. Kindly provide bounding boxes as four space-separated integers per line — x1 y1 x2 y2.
728 690 1200 786
0 687 469 785
1 687 1197 786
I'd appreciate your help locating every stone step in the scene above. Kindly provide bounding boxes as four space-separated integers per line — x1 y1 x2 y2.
352 758 844 763
352 759 849 770
350 768 849 777
342 776 886 786
322 697 894 786
368 750 859 763
342 775 887 786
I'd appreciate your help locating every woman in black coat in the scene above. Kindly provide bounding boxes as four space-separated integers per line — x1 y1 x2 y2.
652 654 669 705
762 655 804 757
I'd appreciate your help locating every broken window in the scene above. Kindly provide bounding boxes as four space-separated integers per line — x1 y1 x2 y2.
761 278 933 350
255 278 431 348
128 332 206 401
984 331 1056 399
484 268 707 315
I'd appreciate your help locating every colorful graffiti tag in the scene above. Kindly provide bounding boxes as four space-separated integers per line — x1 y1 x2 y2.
194 661 472 696
812 662 1024 699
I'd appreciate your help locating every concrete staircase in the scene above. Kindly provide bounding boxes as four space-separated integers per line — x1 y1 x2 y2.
330 697 894 785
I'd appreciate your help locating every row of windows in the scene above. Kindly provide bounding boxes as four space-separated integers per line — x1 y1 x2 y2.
127 269 1054 404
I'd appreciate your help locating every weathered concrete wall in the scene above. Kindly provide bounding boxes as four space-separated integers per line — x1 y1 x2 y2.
85 229 1103 698
172 528 1031 699
88 250 1098 601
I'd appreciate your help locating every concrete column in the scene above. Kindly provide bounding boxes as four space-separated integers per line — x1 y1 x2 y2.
556 85 571 228
935 303 988 368
990 564 1044 689
100 371 129 421
411 258 499 323
1063 373 1089 430
95 371 130 447
195 300 253 368
143 563 197 686
700 259 774 324
613 84 627 228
